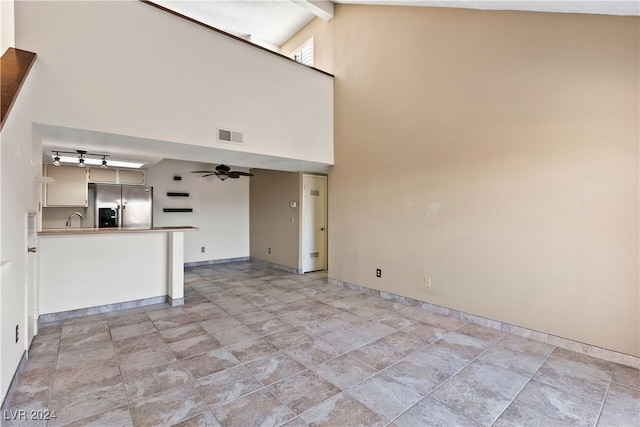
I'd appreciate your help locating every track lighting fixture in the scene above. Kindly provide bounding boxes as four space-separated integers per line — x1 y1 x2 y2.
77 150 86 167
49 150 144 169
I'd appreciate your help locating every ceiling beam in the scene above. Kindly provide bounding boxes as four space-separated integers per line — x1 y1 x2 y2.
291 0 334 20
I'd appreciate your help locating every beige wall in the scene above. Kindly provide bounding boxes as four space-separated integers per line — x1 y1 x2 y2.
284 5 639 356
250 169 301 270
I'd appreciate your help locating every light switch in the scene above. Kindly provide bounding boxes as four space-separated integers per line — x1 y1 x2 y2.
290 201 297 208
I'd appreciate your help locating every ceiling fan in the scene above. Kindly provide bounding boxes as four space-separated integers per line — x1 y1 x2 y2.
191 164 253 181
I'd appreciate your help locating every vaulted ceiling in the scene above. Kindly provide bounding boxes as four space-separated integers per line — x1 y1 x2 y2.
152 0 639 51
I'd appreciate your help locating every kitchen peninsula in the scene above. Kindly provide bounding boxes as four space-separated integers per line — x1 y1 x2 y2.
38 226 197 321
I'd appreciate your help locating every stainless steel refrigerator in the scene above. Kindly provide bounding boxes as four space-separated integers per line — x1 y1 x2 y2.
92 184 153 228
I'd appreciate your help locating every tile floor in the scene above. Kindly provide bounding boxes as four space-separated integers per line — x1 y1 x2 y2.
3 262 639 426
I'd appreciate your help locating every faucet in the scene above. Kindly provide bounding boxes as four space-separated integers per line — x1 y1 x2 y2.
65 212 84 228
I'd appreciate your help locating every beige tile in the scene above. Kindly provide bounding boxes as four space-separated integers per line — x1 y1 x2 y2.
494 379 601 427
285 339 341 367
159 322 208 344
152 313 195 331
129 383 208 427
612 363 640 390
172 411 221 427
211 390 295 427
48 376 127 427
394 397 482 427
168 334 221 359
300 393 387 427
226 337 280 363
268 370 341 414
245 351 306 386
194 365 263 407
264 328 313 350
110 320 157 341
123 362 191 402
62 405 133 427
430 360 531 425
180 347 240 379
311 354 377 390
346 372 424 421
114 332 176 373
533 347 615 402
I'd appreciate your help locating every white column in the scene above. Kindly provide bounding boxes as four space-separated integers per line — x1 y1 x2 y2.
168 231 184 306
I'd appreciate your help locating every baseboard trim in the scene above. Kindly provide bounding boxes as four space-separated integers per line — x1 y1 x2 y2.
38 295 167 323
184 256 250 268
0 350 27 412
250 257 303 274
328 277 640 369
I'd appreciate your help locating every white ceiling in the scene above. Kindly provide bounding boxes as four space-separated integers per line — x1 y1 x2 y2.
41 0 638 172
154 0 640 50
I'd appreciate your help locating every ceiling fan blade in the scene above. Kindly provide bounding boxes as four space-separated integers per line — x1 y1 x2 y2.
191 170 216 173
201 173 216 177
229 175 240 179
230 171 253 176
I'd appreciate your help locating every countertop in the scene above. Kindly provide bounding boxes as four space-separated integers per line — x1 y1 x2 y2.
38 226 199 235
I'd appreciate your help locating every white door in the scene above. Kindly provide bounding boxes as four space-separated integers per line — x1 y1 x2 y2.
26 212 39 348
302 175 327 272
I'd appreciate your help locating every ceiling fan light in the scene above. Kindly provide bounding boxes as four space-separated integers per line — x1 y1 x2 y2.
101 157 108 168
217 174 228 181
78 156 85 167
52 152 61 166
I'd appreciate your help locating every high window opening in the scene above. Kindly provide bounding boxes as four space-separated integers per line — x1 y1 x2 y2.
290 37 314 67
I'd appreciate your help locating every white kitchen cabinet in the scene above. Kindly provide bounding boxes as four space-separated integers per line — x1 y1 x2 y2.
88 168 144 185
45 165 88 207
118 169 145 185
88 167 117 183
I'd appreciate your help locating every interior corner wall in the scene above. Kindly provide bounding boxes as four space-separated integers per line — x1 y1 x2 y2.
291 5 640 356
250 169 301 270
145 159 250 263
0 70 41 402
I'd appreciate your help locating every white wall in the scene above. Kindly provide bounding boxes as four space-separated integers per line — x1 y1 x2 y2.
14 0 333 166
0 70 41 402
145 159 250 263
39 233 168 314
0 0 14 54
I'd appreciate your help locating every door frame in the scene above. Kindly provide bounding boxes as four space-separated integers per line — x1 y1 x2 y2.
300 174 328 273
25 211 39 350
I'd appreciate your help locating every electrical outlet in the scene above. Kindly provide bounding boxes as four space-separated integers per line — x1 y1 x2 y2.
268 248 271 254
376 268 382 278
424 276 432 288
15 324 19 343
201 246 205 253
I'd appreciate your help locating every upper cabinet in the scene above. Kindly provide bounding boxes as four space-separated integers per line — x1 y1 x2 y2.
45 165 88 207
88 168 144 185
88 167 117 183
118 170 144 185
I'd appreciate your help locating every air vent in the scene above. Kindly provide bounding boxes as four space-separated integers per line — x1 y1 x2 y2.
217 128 244 144
310 252 320 258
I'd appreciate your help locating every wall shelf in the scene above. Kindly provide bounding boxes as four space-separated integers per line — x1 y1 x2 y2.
163 208 193 213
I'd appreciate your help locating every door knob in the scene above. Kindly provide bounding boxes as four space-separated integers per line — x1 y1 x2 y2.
321 227 325 231
28 247 37 253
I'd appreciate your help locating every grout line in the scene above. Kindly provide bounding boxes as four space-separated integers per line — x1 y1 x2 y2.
487 345 556 426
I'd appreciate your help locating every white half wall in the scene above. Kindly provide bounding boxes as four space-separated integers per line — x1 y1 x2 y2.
39 233 168 315
14 0 333 166
145 159 250 263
